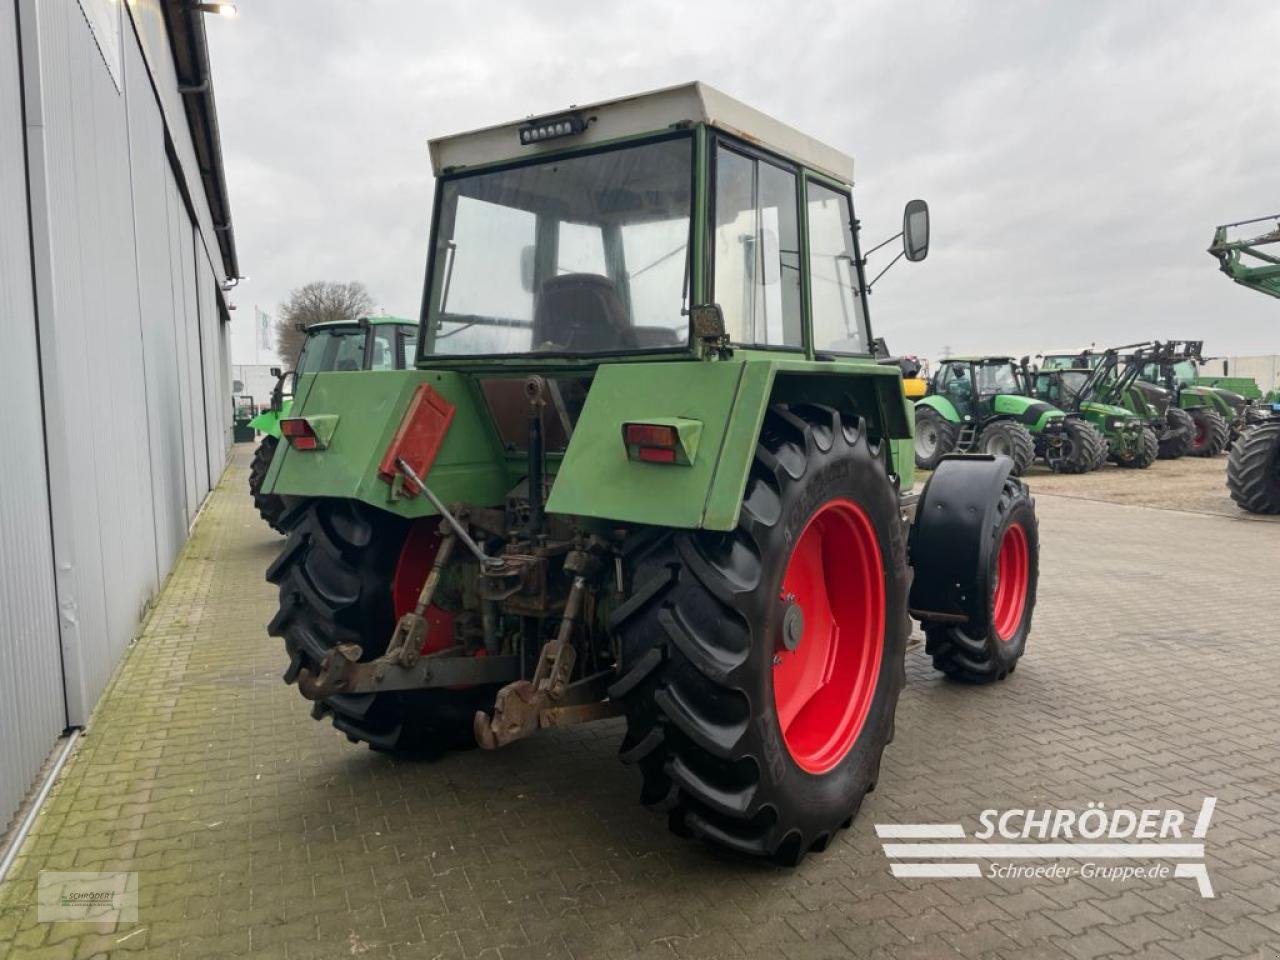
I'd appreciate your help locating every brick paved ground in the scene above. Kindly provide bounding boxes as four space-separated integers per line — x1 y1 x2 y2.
1 446 1278 959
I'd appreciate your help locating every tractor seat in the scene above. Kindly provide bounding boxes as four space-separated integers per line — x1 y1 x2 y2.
533 273 630 352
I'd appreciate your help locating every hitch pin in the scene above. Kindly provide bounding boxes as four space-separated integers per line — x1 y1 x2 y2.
395 456 498 570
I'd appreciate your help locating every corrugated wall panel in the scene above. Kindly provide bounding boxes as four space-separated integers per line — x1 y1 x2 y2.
197 246 229 478
124 28 188 572
0 0 66 832
165 168 203 520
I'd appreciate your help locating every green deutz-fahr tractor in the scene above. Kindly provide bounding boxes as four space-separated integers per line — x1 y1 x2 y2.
259 84 1042 863
1209 215 1280 514
913 356 1105 476
248 316 417 529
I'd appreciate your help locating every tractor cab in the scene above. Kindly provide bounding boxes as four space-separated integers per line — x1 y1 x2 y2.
929 357 1024 420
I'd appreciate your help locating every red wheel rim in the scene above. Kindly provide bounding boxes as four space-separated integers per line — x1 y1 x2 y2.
992 522 1029 642
771 499 885 775
392 522 457 655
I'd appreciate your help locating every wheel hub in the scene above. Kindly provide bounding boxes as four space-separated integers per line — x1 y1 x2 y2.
771 499 885 774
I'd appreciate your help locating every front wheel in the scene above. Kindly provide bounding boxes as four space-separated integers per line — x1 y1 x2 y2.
1043 419 1105 474
1157 407 1194 460
610 404 908 864
924 477 1039 682
914 406 958 470
1226 421 1280 515
1115 427 1158 469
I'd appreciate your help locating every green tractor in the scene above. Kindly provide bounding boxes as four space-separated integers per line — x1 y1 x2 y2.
1029 349 1157 469
248 316 417 530
913 356 1104 475
1039 344 1197 460
1209 215 1280 513
1137 340 1249 453
258 83 1042 863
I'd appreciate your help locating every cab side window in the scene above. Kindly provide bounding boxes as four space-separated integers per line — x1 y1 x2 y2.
713 145 802 348
807 181 868 354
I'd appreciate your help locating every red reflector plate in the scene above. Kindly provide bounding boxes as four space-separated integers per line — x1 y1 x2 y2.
378 384 456 493
624 423 678 448
637 446 677 463
280 418 312 438
290 435 318 451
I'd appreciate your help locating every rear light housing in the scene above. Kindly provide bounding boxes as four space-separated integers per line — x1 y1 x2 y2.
280 415 337 450
621 418 701 466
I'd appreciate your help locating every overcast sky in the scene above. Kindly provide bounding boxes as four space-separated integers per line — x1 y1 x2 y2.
210 1 1279 367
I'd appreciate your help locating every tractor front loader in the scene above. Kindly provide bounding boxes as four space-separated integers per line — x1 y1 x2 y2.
1209 215 1280 513
913 356 1103 475
1030 349 1156 469
260 84 1041 864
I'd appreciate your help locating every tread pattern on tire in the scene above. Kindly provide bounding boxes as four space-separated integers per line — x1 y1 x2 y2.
249 437 289 533
1046 419 1104 474
1157 407 1194 460
1226 421 1280 515
1188 407 1229 457
979 420 1035 476
1115 427 1158 469
924 477 1038 682
914 406 959 470
609 403 908 864
266 498 495 756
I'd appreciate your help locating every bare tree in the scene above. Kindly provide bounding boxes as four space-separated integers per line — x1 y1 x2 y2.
274 281 375 362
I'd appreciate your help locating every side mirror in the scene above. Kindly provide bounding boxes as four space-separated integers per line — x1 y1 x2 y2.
870 336 889 360
689 303 727 342
903 199 930 262
269 366 282 378
232 379 244 393
520 244 536 294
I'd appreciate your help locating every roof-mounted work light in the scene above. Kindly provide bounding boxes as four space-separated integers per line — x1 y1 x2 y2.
518 114 586 146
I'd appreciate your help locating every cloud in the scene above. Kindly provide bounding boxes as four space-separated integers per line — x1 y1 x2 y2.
209 1 1280 366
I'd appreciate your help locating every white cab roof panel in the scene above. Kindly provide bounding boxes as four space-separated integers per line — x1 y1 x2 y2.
428 81 855 184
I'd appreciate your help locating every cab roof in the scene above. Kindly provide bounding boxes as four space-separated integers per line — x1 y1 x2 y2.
427 81 855 184
310 315 410 330
943 355 1017 364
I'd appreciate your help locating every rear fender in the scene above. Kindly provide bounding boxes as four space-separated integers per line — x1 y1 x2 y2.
264 369 512 518
907 454 1016 626
545 358 912 531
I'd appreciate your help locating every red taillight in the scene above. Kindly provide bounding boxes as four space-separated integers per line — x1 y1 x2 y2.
637 446 677 463
281 418 318 450
624 423 678 448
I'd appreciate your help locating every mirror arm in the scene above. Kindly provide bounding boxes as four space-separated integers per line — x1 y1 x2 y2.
863 249 905 294
862 231 903 258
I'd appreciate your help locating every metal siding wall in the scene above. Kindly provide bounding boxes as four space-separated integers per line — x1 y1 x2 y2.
124 28 187 572
17 0 231 735
0 0 66 832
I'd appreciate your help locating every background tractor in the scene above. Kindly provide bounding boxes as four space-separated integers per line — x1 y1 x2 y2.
1040 343 1198 460
1209 215 1280 514
1028 350 1156 469
914 356 1104 475
258 84 1041 864
1138 340 1251 451
248 316 416 529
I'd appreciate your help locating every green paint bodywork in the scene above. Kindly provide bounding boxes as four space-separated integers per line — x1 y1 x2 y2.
990 393 1062 432
916 394 959 422
267 355 913 532
248 399 292 439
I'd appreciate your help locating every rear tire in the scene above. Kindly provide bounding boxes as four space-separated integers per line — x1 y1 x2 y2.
610 404 908 864
249 437 288 533
1188 408 1229 457
1226 421 1280 515
1157 407 1194 460
266 499 498 756
978 420 1035 476
924 478 1038 682
914 407 958 470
